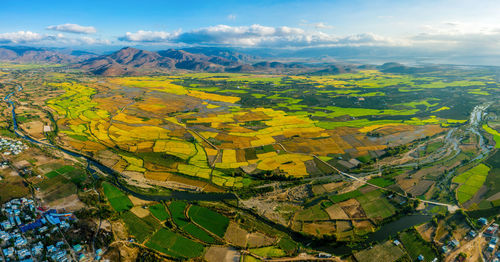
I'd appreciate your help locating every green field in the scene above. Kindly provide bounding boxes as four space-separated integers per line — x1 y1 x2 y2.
249 246 286 258
453 164 490 204
356 190 396 219
36 175 77 202
329 190 362 203
399 230 438 262
103 182 133 212
149 203 170 221
354 241 405 262
121 211 161 243
295 202 330 221
483 124 500 148
367 177 395 187
188 205 230 237
168 201 216 243
146 228 205 259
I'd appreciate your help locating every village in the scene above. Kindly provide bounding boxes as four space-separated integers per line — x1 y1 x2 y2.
0 197 98 261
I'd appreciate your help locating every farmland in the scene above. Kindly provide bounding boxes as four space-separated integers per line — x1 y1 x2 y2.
103 182 133 212
452 164 490 204
1 62 500 261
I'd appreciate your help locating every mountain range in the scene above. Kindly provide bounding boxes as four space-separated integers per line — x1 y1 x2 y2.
0 45 422 76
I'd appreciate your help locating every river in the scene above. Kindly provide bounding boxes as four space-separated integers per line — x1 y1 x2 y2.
0 84 471 256
3 85 236 202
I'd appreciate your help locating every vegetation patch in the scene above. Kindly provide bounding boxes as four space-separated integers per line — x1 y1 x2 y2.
188 205 230 237
146 228 205 259
399 230 438 262
103 182 133 212
452 164 490 204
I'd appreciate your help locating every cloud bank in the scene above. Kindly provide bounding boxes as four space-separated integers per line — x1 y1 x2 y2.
47 23 97 34
120 24 400 48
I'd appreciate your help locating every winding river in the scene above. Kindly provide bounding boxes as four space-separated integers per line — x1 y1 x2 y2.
3 84 486 256
3 85 236 202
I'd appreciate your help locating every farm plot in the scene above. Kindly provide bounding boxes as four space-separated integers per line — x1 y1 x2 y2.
483 124 500 148
453 164 490 204
399 230 438 262
102 182 133 212
188 205 230 237
146 228 205 259
355 190 396 220
149 203 170 221
121 211 162 243
168 201 216 243
354 241 405 262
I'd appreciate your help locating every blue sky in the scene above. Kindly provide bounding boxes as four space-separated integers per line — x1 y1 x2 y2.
1 0 500 56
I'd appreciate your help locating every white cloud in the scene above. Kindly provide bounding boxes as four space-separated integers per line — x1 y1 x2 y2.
227 14 236 21
118 30 179 42
314 22 333 29
119 24 398 48
0 31 45 43
47 23 97 34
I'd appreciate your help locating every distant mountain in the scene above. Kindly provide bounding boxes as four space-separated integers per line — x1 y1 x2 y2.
0 45 363 76
378 62 439 74
180 47 258 62
0 46 96 64
76 47 242 76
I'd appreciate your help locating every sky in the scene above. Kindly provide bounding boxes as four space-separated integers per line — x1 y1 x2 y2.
2 0 500 60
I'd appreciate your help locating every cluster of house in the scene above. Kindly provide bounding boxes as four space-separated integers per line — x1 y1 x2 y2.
0 138 27 156
479 218 500 261
0 197 89 261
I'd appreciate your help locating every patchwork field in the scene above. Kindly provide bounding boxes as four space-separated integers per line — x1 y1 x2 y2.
453 164 490 204
38 69 484 192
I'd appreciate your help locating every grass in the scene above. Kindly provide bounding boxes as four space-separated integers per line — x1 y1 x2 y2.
329 190 362 203
146 228 205 259
353 241 405 262
278 238 297 254
295 202 330 221
399 230 437 262
168 201 189 227
483 124 500 148
356 190 395 219
103 182 133 212
168 201 217 243
121 212 161 243
188 205 230 237
367 177 395 187
452 164 490 204
149 203 170 221
250 246 286 258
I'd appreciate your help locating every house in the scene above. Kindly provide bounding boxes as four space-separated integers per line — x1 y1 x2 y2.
417 254 424 261
2 247 14 257
449 239 460 248
14 237 28 247
0 221 12 230
393 240 401 246
441 246 448 253
17 248 31 259
73 244 82 252
468 230 477 238
478 217 488 225
491 237 498 245
47 245 57 253
484 226 498 237
318 253 332 258
488 244 496 252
